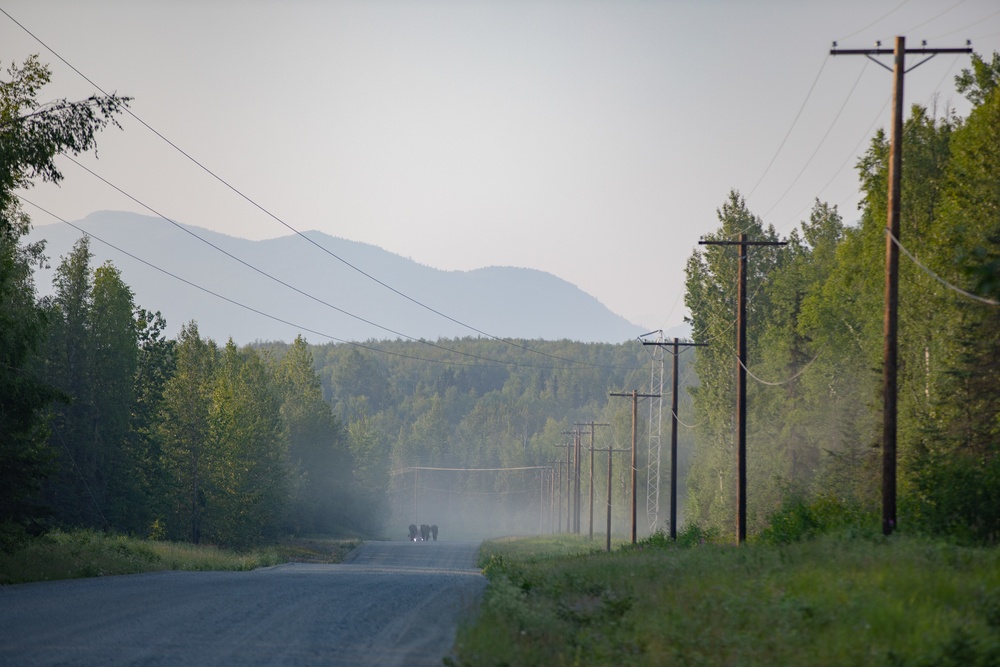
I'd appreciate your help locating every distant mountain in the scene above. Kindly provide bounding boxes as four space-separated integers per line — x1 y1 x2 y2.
26 211 647 345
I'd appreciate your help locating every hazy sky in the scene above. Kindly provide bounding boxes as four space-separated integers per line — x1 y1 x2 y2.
5 1 999 338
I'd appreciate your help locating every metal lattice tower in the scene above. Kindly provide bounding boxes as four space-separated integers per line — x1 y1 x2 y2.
643 331 666 534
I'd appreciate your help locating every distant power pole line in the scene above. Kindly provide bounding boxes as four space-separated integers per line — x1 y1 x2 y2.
610 390 660 544
699 234 786 544
554 442 574 533
562 430 585 533
604 445 630 552
831 36 972 537
576 421 610 539
643 338 707 540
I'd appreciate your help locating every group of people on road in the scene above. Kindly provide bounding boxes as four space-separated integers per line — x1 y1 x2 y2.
407 523 438 541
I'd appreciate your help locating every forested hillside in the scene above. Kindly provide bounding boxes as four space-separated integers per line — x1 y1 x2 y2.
273 337 696 539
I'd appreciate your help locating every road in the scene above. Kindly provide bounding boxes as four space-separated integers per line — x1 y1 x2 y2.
0 540 485 666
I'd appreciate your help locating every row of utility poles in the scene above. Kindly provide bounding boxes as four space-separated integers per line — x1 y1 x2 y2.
546 336 701 550
550 427 626 552
546 36 973 548
688 36 972 544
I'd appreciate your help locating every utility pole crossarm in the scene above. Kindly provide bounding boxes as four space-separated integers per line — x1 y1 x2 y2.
830 47 971 55
698 240 788 247
642 341 709 350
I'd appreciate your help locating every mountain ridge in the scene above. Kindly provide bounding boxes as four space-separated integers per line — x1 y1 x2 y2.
27 211 649 345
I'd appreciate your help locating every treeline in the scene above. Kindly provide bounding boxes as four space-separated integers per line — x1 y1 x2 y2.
12 235 682 545
13 235 368 547
0 57 366 547
2 57 688 547
683 53 1000 544
257 336 690 536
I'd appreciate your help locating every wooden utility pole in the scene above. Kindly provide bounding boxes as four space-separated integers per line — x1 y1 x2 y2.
555 459 562 533
604 445 631 552
642 338 707 539
610 390 660 543
550 464 556 533
831 37 971 536
576 421 610 539
700 234 786 543
561 432 583 533
559 442 573 532
574 431 582 533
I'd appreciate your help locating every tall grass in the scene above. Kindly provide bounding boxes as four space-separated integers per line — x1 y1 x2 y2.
453 532 1000 666
0 530 283 584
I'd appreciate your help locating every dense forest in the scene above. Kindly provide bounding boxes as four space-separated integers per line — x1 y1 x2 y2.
3 53 999 549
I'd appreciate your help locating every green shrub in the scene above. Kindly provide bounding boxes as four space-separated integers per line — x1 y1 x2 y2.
758 493 877 545
908 453 1000 546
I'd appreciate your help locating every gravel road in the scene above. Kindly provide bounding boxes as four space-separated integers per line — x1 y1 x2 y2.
0 540 485 666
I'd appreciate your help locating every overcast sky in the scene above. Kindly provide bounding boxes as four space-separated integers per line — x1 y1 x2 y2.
5 1 1000 339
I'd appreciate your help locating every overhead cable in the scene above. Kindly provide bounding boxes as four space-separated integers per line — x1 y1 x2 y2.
836 0 914 42
887 227 999 306
62 156 607 370
745 56 829 201
18 195 566 370
735 350 823 386
760 58 871 220
0 6 607 368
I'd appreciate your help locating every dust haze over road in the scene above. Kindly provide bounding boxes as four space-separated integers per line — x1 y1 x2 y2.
0 540 485 666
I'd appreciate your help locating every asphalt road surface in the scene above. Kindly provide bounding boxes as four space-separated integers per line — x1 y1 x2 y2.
0 540 485 666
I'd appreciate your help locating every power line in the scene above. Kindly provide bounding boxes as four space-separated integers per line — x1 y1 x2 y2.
736 350 823 386
61 156 615 370
760 58 871 220
888 227 999 306
927 6 1000 40
832 35 973 538
900 0 970 35
745 56 830 201
837 0 914 42
19 195 604 371
0 6 615 370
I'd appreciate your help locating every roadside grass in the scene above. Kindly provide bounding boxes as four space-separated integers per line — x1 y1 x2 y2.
0 530 360 585
272 536 362 563
453 532 1000 667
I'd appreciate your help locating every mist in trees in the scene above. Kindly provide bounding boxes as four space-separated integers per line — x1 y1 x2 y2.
4 51 998 550
682 53 1000 543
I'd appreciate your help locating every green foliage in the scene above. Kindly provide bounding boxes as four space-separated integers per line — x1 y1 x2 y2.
455 534 1000 667
305 337 686 537
274 335 356 535
679 74 999 545
158 322 218 543
757 493 878 545
203 341 289 548
0 529 282 584
955 51 1000 107
0 56 126 529
621 522 720 551
908 453 1000 546
0 55 129 215
158 331 293 548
